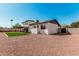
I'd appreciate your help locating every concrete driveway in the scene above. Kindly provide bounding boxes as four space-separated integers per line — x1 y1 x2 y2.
0 33 79 55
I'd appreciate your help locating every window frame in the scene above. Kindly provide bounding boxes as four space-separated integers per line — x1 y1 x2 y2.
41 24 46 29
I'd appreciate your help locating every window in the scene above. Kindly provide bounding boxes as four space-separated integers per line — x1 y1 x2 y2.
33 25 36 28
41 24 46 29
37 24 39 28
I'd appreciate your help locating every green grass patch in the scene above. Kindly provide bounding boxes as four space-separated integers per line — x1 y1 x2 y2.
6 32 30 37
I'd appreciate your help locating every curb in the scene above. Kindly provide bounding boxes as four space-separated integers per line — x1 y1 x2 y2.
3 33 8 37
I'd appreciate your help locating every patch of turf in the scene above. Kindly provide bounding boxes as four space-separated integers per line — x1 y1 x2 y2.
6 32 30 37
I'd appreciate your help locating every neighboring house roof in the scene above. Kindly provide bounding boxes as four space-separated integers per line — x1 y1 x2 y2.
29 19 61 26
22 20 35 24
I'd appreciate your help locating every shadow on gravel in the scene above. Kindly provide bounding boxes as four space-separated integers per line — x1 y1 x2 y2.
50 30 72 36
51 33 72 36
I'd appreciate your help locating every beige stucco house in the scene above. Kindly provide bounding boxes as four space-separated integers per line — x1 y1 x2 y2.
29 19 61 35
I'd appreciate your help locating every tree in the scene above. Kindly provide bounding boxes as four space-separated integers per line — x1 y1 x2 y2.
12 23 22 28
63 24 71 28
36 20 39 22
0 26 3 29
70 21 79 28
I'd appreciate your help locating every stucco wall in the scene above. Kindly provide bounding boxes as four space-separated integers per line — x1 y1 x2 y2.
46 23 58 34
29 23 59 35
30 28 38 34
43 29 49 34
67 28 79 34
39 29 48 35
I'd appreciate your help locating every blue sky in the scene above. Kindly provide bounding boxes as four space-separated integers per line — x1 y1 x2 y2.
0 3 79 27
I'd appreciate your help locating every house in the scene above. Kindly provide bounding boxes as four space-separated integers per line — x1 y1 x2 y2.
22 20 35 27
29 19 61 35
22 20 35 32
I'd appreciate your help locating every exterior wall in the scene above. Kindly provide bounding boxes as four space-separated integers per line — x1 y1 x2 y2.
22 25 29 27
38 29 48 35
67 28 79 34
30 28 38 34
29 23 59 35
46 23 58 34
29 24 48 34
22 21 35 27
29 25 38 34
43 29 49 34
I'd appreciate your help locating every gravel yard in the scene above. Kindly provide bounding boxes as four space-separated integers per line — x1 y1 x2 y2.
0 33 79 56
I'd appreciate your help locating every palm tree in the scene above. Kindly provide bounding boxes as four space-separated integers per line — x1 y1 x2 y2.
10 19 13 28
